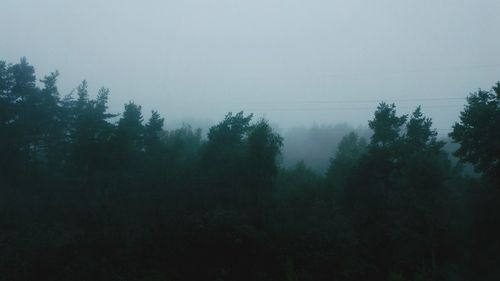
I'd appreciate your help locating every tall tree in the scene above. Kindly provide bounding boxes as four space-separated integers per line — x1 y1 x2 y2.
393 107 452 277
38 71 65 172
117 101 144 150
246 119 283 190
3 58 41 182
201 111 253 183
369 102 407 148
450 82 500 183
404 106 445 155
365 102 408 191
245 119 283 223
111 102 145 182
70 81 115 179
0 60 16 183
0 61 14 127
144 110 164 153
326 132 367 193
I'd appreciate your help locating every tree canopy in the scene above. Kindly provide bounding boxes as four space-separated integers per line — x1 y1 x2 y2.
1 58 499 281
450 84 500 183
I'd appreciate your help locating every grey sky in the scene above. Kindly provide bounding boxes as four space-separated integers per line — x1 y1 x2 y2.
1 0 499 132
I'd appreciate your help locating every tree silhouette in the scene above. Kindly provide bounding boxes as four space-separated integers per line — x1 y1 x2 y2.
450 82 500 183
1 57 498 281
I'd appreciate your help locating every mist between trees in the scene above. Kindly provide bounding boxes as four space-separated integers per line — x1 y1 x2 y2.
1 58 499 281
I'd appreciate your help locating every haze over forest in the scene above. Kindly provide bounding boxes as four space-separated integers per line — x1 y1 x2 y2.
1 1 500 281
2 0 499 131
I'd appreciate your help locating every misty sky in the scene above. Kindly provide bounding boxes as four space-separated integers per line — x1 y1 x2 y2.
2 0 499 133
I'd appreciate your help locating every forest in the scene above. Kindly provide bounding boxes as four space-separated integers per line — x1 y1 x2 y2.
0 58 499 281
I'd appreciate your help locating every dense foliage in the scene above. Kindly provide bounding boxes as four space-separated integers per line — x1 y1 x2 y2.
450 83 500 183
1 58 499 281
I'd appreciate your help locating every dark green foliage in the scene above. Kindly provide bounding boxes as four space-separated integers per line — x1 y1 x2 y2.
113 102 145 174
201 111 254 183
246 119 283 185
0 58 498 281
326 132 367 192
369 102 407 147
404 106 444 154
144 110 164 152
198 112 283 225
117 102 144 147
450 84 500 183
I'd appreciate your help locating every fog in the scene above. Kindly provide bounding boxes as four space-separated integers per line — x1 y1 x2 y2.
2 0 500 131
3 2 500 279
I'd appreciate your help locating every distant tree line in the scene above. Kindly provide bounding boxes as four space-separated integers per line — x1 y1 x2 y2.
0 58 499 281
281 123 371 173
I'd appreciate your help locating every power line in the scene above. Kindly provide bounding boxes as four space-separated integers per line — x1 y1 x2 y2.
321 63 500 78
177 63 500 81
227 97 466 105
167 97 467 105
223 105 465 112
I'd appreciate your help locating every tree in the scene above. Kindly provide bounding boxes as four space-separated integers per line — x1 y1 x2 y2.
117 102 144 149
0 61 14 127
363 102 408 192
369 102 407 148
142 110 166 185
245 119 283 224
404 106 445 155
0 58 42 183
69 81 116 180
113 102 145 175
206 111 253 148
341 103 453 279
326 132 367 192
246 119 283 190
450 82 500 182
144 110 164 153
200 112 284 217
38 71 66 172
0 60 16 183
10 57 36 96
394 108 452 277
201 111 253 181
